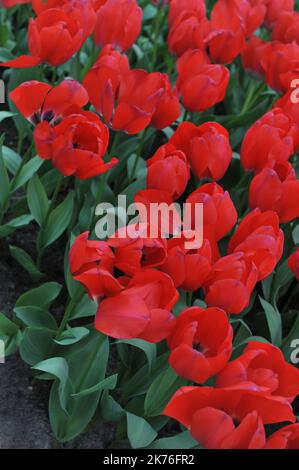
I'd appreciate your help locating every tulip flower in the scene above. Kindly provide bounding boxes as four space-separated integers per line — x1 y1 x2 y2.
168 0 206 27
167 11 209 57
160 237 212 291
266 424 299 449
95 269 178 342
167 306 233 383
249 162 299 223
228 209 284 281
146 143 190 200
216 341 299 401
0 0 30 7
241 108 299 173
1 8 85 68
272 12 299 45
176 49 229 113
203 253 258 314
264 0 294 27
288 248 299 280
170 121 232 180
241 36 271 79
261 42 299 93
164 386 295 448
94 0 142 52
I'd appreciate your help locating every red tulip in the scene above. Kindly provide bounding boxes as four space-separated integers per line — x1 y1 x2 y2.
265 424 299 449
206 0 246 64
146 143 190 200
32 0 96 39
160 237 212 291
164 386 295 448
10 79 88 123
241 108 299 173
186 182 238 241
168 0 206 27
216 341 299 401
288 248 299 280
1 8 85 68
95 269 178 342
34 110 117 179
107 223 167 276
167 11 209 57
241 36 271 79
85 66 180 134
203 253 257 314
176 49 229 112
69 232 123 300
167 306 233 384
170 121 232 180
83 45 130 124
276 90 299 129
264 0 294 27
94 0 142 52
261 42 299 93
249 162 299 223
228 209 284 281
272 12 299 45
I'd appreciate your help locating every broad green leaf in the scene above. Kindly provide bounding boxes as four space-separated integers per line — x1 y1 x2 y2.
115 339 156 374
2 146 21 175
100 392 124 422
126 412 157 449
41 191 74 248
0 214 33 238
54 326 89 346
282 311 299 362
16 282 62 309
33 357 71 413
19 327 55 365
147 431 198 449
0 111 16 122
14 306 57 330
259 296 282 346
72 374 118 398
27 174 49 226
9 245 44 279
70 294 97 319
0 312 19 336
144 366 187 417
49 331 109 442
271 259 294 305
11 156 43 191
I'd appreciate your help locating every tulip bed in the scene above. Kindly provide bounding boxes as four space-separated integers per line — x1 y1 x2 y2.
1 0 299 450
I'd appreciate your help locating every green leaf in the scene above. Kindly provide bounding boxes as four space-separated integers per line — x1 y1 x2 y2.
126 412 157 449
15 281 62 309
2 146 22 175
72 374 118 398
259 296 282 346
70 294 97 319
54 326 89 346
33 357 71 413
0 214 33 238
0 312 19 336
101 392 124 422
41 191 74 248
0 136 10 208
49 331 109 442
144 366 187 417
147 431 198 449
9 245 44 279
0 111 16 122
11 156 43 191
115 339 156 374
27 174 49 226
271 259 294 305
19 327 55 366
14 306 57 330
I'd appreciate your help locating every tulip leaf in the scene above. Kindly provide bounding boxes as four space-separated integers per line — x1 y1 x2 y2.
9 245 44 279
41 191 74 248
11 156 44 191
27 174 49 227
15 281 62 309
259 296 282 346
126 412 157 449
147 431 198 449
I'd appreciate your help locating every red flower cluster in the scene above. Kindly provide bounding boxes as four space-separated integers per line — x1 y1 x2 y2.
9 80 117 178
